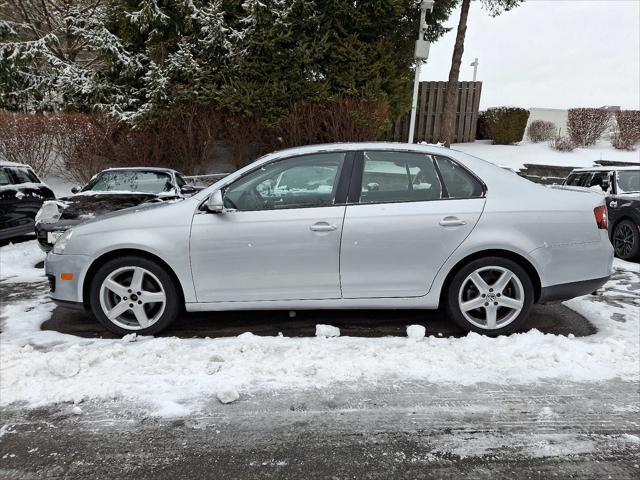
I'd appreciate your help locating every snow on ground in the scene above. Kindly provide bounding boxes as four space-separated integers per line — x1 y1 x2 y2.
452 140 639 171
42 175 75 198
0 241 46 283
0 241 638 416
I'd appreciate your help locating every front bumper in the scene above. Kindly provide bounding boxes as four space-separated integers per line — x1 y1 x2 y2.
45 252 92 305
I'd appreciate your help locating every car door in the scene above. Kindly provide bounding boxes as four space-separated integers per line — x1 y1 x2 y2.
0 167 20 233
190 152 352 302
7 167 51 227
340 151 486 298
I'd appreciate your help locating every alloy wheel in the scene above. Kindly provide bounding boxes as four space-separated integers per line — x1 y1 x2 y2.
613 223 634 258
99 266 166 331
457 266 525 330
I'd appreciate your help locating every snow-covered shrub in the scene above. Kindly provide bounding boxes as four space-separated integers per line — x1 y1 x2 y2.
550 135 575 152
527 120 556 143
567 108 611 147
611 110 640 151
0 112 56 176
484 107 530 145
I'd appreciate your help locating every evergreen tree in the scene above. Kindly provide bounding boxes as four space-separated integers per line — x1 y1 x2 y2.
1 0 457 126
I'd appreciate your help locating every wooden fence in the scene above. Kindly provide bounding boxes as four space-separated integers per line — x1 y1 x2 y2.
392 81 482 144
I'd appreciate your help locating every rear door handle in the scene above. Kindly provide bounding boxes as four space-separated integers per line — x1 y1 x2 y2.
310 222 337 232
439 216 467 227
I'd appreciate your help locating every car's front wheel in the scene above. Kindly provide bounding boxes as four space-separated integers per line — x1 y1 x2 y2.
89 256 180 336
446 257 534 336
612 219 640 261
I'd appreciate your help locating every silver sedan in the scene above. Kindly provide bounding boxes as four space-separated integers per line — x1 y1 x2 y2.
45 143 613 336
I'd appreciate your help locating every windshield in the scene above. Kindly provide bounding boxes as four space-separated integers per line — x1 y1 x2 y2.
616 171 640 194
84 170 174 194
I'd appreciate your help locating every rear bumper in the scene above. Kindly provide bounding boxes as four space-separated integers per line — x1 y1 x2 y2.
539 275 610 303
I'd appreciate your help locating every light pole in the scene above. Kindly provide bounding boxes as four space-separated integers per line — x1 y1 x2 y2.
470 57 479 81
407 0 434 144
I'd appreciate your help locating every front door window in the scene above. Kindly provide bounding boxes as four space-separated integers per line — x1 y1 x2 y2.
223 153 345 211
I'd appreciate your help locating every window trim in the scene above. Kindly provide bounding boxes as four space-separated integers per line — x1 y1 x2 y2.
346 150 487 206
200 151 355 213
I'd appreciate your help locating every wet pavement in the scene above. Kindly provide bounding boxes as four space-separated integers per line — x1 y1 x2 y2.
1 380 639 479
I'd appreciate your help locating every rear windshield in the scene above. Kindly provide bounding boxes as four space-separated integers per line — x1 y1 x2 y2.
83 170 174 194
617 170 640 194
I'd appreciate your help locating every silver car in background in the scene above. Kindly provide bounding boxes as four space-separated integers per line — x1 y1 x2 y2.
45 143 613 336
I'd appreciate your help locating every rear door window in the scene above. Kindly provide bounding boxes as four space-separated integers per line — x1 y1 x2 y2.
588 171 611 191
359 151 443 204
565 172 590 186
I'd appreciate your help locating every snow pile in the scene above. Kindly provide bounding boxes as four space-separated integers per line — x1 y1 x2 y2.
407 325 426 340
453 140 639 171
315 324 340 338
217 389 240 404
0 240 45 283
0 242 638 417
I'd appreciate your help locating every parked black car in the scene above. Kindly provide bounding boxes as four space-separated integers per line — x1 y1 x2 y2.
565 167 640 261
0 161 55 241
35 167 202 252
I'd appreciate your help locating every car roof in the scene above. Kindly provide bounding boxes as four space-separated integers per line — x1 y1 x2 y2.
264 142 454 157
0 160 31 168
101 167 179 174
571 166 640 173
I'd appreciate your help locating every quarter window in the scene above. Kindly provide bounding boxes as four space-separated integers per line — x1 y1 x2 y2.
223 153 345 211
434 156 484 198
359 151 443 203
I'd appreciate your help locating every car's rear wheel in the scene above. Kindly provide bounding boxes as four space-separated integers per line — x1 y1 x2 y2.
613 219 640 261
446 257 534 336
90 256 180 336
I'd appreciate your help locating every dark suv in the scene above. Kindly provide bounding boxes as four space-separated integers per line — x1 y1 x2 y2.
565 167 640 261
0 161 55 241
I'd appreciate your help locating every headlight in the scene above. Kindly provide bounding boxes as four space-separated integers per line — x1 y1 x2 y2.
36 201 62 224
52 229 73 255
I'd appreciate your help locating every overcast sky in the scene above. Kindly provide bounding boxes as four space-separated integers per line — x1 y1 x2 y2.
421 0 640 110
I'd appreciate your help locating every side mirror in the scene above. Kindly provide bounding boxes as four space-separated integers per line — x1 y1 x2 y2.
71 186 81 194
206 190 224 213
180 185 198 195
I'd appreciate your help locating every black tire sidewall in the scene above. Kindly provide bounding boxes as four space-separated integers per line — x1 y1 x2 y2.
446 256 534 336
90 256 181 336
613 220 640 261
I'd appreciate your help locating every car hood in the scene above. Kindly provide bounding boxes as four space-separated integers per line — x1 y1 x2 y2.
56 193 171 221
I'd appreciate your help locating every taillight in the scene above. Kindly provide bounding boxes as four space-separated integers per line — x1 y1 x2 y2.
594 205 608 230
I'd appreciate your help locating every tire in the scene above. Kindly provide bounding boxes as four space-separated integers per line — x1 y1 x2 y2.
89 256 181 336
612 219 640 262
446 256 534 336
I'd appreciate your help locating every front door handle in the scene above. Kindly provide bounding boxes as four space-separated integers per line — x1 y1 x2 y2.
439 216 467 227
310 222 337 232
609 200 617 208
